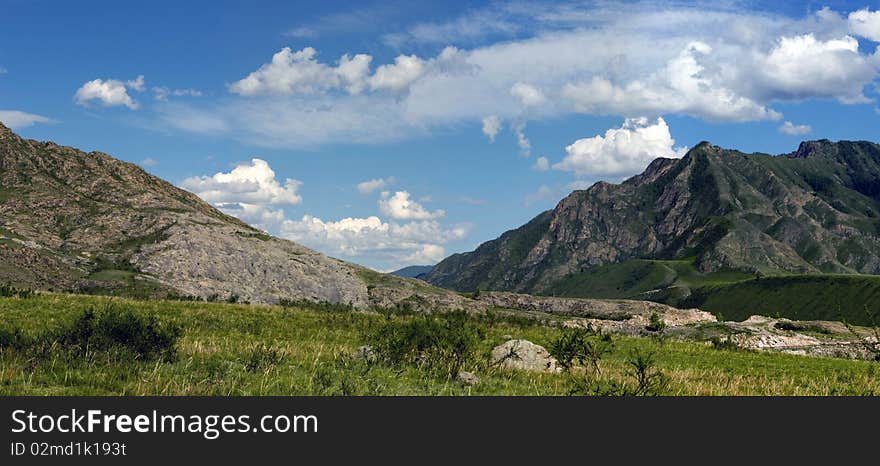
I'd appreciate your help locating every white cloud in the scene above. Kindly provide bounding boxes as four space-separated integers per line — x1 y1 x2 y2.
337 54 373 94
181 158 302 206
152 87 202 101
510 82 545 107
382 7 520 47
0 110 52 129
752 34 878 103
512 121 531 156
181 161 463 269
229 47 342 96
849 8 880 42
778 121 812 135
126 75 145 92
378 191 444 220
356 176 394 194
140 158 158 167
167 5 880 148
553 117 687 177
369 54 426 92
562 42 779 122
229 46 428 97
280 215 468 269
0 67 7 74
533 156 549 171
481 115 501 142
74 77 143 109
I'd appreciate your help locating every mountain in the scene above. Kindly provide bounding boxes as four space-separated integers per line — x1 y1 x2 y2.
390 265 434 279
0 122 473 310
426 140 880 296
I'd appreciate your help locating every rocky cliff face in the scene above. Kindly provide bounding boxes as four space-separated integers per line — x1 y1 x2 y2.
426 140 880 293
0 122 465 308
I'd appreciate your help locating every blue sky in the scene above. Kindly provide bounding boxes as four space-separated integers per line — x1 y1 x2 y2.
3 0 880 271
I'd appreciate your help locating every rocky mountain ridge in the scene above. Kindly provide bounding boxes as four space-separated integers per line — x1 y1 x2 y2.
426 140 880 293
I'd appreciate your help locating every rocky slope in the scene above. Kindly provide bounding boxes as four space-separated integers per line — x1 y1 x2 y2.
426 140 880 293
0 122 475 308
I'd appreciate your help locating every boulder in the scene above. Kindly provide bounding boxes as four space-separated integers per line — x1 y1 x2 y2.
455 371 480 386
491 339 560 373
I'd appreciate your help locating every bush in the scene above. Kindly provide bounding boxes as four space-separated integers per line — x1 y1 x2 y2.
0 284 34 299
645 313 667 332
0 328 30 349
53 306 182 361
243 343 286 372
369 311 484 376
566 348 668 396
549 325 614 373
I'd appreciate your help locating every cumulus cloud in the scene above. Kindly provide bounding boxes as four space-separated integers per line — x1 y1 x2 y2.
229 46 431 96
230 47 345 96
369 54 426 92
481 115 501 142
126 75 145 92
0 110 52 129
167 5 880 148
562 42 779 122
357 176 394 194
139 158 158 167
752 34 878 103
378 191 444 220
280 215 468 269
849 8 880 41
181 158 302 205
533 156 549 171
778 121 812 135
180 158 302 229
553 117 687 177
74 76 144 109
510 82 546 107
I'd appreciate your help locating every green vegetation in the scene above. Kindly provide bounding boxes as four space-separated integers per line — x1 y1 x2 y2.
544 258 753 300
542 258 880 326
1 293 878 395
681 274 880 324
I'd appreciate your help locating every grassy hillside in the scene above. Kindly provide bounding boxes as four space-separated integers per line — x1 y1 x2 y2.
541 259 880 325
0 293 878 395
682 275 880 323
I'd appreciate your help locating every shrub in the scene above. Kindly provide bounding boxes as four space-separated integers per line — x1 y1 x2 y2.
549 325 614 373
645 312 667 332
52 306 182 361
0 284 34 299
0 328 30 349
243 343 286 372
626 349 668 396
566 348 668 396
710 336 739 350
369 311 484 376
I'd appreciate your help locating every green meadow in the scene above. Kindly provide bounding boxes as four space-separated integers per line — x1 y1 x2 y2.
0 293 878 396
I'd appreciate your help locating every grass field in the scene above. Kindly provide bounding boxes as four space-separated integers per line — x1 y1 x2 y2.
543 259 880 325
1 293 878 396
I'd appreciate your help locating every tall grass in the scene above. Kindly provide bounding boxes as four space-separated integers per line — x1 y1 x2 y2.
0 293 878 395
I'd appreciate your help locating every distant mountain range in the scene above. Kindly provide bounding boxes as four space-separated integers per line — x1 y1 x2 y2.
390 265 434 279
426 140 880 300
